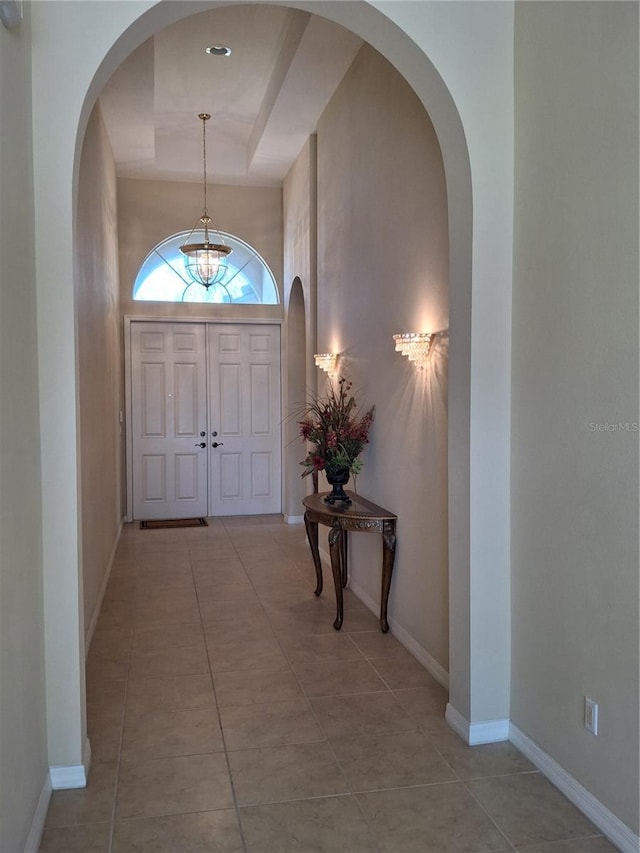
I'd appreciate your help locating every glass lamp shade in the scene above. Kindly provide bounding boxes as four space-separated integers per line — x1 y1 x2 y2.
180 241 232 288
314 353 338 374
393 332 434 370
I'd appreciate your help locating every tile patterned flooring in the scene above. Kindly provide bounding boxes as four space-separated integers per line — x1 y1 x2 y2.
39 516 617 852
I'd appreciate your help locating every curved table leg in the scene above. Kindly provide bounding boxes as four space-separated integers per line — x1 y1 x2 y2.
380 526 397 633
304 512 323 596
329 521 344 630
340 530 348 588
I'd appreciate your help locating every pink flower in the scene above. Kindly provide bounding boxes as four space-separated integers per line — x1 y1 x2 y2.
298 378 375 477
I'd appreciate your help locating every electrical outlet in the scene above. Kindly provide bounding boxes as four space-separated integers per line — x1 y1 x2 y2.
584 697 598 735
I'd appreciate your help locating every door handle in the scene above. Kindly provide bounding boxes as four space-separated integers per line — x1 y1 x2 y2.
195 442 207 448
212 442 224 448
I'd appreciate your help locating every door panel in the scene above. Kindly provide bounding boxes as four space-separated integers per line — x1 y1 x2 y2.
209 324 281 516
220 453 242 499
129 321 281 520
175 363 199 435
251 452 272 496
220 363 241 435
175 453 199 501
141 363 165 436
131 322 208 520
142 455 165 501
250 364 271 433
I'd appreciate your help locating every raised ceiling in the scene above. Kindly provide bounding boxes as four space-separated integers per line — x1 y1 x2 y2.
99 5 363 187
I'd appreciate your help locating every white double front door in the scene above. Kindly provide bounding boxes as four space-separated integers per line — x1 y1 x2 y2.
129 321 281 519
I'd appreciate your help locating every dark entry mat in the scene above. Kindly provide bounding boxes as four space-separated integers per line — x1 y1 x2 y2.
140 517 208 530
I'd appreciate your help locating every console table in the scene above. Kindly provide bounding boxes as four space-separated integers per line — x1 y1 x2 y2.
302 491 397 632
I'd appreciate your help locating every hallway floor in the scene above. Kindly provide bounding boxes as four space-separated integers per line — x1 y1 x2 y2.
40 516 615 853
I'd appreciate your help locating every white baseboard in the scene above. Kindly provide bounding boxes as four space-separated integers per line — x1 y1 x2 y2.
445 703 510 744
445 703 469 740
348 575 450 689
23 773 52 853
384 611 449 689
85 518 123 655
49 763 86 790
510 723 640 853
315 541 449 690
49 737 91 790
285 514 305 524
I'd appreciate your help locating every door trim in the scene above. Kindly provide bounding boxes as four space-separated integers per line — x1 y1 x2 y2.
124 316 284 522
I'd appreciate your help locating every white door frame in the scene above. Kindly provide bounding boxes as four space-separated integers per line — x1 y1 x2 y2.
124 315 285 522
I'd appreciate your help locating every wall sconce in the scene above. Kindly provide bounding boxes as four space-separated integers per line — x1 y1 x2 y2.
393 332 435 370
314 353 339 375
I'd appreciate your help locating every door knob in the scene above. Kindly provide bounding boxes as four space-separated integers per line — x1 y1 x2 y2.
200 431 206 437
195 442 206 448
212 442 224 448
212 431 218 437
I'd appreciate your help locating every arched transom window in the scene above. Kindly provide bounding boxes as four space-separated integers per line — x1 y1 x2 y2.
133 230 279 304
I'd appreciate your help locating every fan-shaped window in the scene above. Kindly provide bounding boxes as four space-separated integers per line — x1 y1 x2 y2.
133 231 279 304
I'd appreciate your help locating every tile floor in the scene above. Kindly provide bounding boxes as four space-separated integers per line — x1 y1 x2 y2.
39 516 617 853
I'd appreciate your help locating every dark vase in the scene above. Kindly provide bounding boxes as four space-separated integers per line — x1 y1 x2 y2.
324 465 351 505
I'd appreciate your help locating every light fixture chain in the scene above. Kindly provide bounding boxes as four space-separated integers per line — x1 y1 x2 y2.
202 114 208 217
180 111 231 289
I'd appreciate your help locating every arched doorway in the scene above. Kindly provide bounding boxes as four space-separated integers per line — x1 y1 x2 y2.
284 277 309 521
32 0 514 777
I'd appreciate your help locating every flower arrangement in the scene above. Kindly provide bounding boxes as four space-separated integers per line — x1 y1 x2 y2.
298 377 375 478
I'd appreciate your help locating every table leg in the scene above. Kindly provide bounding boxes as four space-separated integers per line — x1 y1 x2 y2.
380 525 397 633
304 512 323 596
329 521 344 630
340 530 348 588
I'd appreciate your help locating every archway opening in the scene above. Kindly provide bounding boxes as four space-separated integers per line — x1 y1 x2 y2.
284 276 308 520
77 4 470 704
43 0 478 780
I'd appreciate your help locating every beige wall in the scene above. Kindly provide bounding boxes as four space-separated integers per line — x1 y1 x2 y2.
0 4 49 850
117 177 284 321
283 136 317 518
283 136 316 324
512 1 639 834
27 0 514 778
13 0 636 844
37 0 640 838
316 44 450 674
76 104 123 638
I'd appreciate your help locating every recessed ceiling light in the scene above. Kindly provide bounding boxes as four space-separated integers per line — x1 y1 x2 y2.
205 45 232 57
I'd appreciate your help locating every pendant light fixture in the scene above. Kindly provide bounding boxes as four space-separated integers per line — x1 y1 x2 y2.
180 112 232 288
